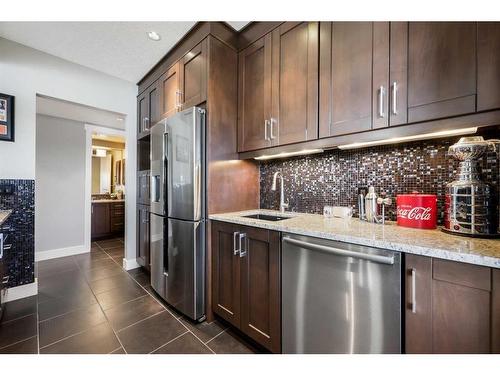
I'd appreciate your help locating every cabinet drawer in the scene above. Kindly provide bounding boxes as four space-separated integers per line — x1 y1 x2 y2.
111 216 124 227
111 202 125 210
111 209 124 218
433 259 491 291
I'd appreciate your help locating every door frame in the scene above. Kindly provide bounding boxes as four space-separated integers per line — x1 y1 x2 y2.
84 124 128 263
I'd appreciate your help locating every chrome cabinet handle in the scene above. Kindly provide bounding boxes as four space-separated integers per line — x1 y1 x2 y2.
2 275 9 285
239 233 247 258
270 118 276 139
0 233 3 260
411 268 417 313
391 81 398 115
378 86 385 118
233 231 240 256
264 119 270 141
143 117 150 131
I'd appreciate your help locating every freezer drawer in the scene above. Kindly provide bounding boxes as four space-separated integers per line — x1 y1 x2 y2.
150 214 205 321
282 234 402 354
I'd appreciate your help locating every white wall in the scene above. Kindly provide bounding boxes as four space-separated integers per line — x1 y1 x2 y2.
36 115 86 253
0 37 138 262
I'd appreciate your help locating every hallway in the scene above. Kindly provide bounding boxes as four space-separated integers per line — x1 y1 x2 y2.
0 238 260 354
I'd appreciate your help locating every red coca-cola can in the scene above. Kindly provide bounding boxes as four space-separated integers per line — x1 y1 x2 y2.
396 193 437 229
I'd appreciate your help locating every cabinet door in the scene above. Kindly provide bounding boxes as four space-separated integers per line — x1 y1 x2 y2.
238 35 272 152
179 39 207 110
137 91 149 137
271 22 318 145
477 22 500 111
319 22 380 137
493 269 500 353
137 205 150 270
91 203 110 238
407 22 477 123
159 63 181 119
148 82 159 125
212 221 241 327
405 254 492 354
240 226 281 353
405 254 433 354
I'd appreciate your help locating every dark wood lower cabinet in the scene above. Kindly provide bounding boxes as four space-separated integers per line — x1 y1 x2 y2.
211 220 281 353
91 203 110 239
91 202 124 240
405 254 494 353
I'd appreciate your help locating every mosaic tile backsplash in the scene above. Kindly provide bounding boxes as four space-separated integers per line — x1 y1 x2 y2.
260 127 500 225
0 179 35 288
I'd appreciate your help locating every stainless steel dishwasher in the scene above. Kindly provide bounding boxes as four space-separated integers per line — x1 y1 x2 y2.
282 234 401 354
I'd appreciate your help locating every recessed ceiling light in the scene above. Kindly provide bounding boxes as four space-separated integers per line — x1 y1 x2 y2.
116 118 124 121
148 31 161 41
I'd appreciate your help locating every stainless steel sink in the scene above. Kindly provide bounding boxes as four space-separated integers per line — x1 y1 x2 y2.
242 214 291 222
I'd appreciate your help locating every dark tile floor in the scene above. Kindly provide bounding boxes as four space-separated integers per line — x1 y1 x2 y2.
0 237 261 354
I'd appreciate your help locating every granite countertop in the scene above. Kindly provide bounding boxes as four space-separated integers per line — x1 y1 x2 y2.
210 209 500 269
0 209 12 226
92 199 125 204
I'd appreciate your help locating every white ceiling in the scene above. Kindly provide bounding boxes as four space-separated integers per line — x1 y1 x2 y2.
0 21 249 83
37 95 126 129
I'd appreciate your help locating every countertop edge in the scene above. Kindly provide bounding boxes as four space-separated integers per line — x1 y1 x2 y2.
209 214 500 269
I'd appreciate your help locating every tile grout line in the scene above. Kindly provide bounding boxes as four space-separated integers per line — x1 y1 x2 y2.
204 328 229 345
0 335 38 351
175 318 218 354
74 240 129 354
148 331 189 354
0 311 37 325
115 309 166 333
38 301 99 324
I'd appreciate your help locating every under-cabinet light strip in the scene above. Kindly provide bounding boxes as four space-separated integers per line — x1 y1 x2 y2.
254 149 324 161
337 127 478 150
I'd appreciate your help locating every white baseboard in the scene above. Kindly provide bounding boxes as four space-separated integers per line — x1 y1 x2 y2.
35 245 89 262
5 279 38 302
123 258 141 271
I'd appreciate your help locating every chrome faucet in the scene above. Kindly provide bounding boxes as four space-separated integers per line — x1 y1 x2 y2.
272 171 289 213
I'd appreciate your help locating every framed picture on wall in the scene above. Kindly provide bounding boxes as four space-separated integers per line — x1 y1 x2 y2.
0 93 15 142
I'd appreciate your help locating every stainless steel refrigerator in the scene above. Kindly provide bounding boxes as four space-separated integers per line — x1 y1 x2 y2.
150 107 206 321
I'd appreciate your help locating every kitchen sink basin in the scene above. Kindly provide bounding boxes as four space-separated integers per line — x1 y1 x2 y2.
242 214 291 222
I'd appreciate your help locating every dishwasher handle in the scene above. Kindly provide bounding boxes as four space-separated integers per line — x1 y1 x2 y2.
283 237 395 265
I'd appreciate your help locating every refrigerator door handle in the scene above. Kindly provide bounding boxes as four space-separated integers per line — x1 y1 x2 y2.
163 217 169 275
163 132 169 217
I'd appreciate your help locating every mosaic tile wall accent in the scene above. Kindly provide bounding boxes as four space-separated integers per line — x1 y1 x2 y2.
260 127 500 224
0 179 35 288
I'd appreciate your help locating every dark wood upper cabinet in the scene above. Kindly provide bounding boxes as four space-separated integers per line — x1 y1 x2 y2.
179 39 208 110
271 22 318 145
138 81 160 138
212 221 242 328
137 91 149 138
319 22 388 137
407 22 477 123
405 254 493 354
238 22 318 152
238 35 272 152
477 22 500 112
240 226 281 353
159 63 181 119
211 220 281 353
